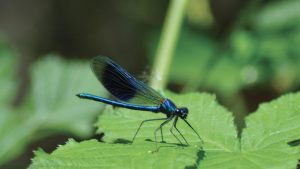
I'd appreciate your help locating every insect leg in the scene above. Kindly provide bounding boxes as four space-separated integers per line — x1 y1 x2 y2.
160 126 164 142
173 116 189 145
154 116 174 151
132 117 169 143
169 116 183 145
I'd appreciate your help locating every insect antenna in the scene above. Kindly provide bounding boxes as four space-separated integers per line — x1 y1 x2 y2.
182 119 204 144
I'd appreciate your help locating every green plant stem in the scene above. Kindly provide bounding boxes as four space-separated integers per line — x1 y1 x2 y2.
150 0 188 90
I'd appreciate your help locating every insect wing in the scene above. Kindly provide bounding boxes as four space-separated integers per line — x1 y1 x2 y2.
91 56 164 106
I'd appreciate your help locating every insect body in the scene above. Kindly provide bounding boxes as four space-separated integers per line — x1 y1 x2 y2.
77 56 203 150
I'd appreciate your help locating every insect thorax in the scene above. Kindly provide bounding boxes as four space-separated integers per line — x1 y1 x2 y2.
160 99 177 115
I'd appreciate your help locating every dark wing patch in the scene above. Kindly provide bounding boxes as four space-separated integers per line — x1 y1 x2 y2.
91 56 164 106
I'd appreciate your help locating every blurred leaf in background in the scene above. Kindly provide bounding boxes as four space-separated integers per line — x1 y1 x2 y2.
0 41 107 166
26 56 105 135
148 0 300 116
251 0 300 32
151 24 300 96
0 37 17 107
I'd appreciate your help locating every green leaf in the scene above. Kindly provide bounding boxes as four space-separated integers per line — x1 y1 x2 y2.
28 92 237 168
29 92 300 168
28 55 107 136
0 39 17 106
0 55 107 166
29 139 199 169
0 107 37 165
252 0 300 31
96 92 238 151
240 93 300 168
242 93 300 149
199 93 300 169
0 40 32 165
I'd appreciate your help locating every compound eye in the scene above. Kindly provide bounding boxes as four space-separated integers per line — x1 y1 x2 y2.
181 108 188 114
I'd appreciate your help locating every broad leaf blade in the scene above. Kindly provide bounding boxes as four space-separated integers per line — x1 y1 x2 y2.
0 55 107 166
29 92 300 169
0 108 37 165
96 92 239 152
0 39 16 106
199 93 300 169
242 93 300 150
240 93 300 168
29 55 107 136
29 139 199 169
0 40 33 165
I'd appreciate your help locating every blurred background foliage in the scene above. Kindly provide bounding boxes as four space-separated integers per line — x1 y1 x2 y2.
0 0 300 168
